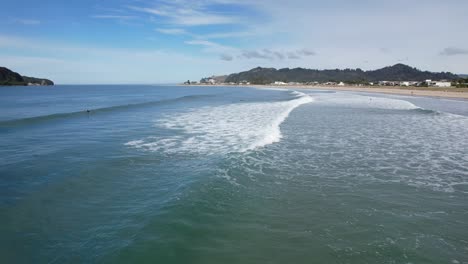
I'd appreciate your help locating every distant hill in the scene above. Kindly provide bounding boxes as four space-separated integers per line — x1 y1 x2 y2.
200 75 228 83
0 67 54 86
224 64 459 84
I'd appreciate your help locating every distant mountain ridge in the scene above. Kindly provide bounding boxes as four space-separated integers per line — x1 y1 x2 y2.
0 67 54 86
224 64 459 84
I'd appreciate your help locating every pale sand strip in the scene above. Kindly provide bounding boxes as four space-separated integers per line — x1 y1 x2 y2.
181 84 468 99
243 85 468 100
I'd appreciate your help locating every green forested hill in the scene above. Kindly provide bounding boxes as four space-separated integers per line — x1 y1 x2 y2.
0 67 54 86
225 64 459 84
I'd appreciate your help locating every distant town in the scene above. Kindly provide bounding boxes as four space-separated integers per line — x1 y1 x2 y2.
184 64 468 88
186 78 457 88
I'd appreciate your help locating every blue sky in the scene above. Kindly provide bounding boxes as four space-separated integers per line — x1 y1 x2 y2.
1 0 467 84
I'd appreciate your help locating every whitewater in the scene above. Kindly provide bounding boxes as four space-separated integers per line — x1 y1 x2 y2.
126 91 313 154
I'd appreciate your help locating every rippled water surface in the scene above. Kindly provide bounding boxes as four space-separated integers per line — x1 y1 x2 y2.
1 85 467 263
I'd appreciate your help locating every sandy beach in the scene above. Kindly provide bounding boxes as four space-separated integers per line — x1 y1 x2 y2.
240 85 468 100
184 84 468 100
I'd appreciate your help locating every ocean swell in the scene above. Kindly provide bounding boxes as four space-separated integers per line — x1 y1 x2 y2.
0 94 212 128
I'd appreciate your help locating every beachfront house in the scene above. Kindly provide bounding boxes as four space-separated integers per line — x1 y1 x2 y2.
273 81 287 85
379 81 399 86
431 81 452 87
399 81 419 86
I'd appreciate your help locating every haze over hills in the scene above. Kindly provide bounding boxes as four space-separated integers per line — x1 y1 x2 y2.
0 67 54 86
224 64 459 84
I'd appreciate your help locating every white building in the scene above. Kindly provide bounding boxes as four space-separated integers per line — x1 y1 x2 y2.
431 81 451 87
400 81 419 86
273 81 287 85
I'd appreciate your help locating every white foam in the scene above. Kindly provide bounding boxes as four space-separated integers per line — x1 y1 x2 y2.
315 93 420 110
124 140 144 147
126 91 313 155
252 87 289 91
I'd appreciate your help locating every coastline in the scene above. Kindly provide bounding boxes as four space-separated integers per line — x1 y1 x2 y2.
183 84 468 100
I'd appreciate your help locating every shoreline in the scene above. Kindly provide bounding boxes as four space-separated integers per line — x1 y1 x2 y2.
183 84 468 100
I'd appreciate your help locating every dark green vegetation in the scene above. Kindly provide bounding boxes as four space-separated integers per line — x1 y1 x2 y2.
453 78 468 88
0 67 54 86
225 64 459 84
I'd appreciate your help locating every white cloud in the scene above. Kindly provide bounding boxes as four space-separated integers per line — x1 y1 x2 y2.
156 28 188 35
129 4 241 26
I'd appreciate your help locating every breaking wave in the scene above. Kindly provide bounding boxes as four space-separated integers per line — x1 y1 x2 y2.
125 91 313 154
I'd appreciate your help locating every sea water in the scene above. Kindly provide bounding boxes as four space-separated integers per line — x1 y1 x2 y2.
0 85 467 263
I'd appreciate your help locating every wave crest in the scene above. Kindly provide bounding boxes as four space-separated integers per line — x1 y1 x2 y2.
126 91 313 154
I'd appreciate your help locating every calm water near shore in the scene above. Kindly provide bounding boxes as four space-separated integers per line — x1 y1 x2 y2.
0 85 467 263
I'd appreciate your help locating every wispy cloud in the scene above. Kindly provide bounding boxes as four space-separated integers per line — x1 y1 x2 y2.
237 48 316 61
185 39 223 48
129 3 241 26
185 39 316 62
241 50 272 60
287 52 300 59
185 39 235 50
220 54 233 61
263 49 284 60
12 19 41 25
440 47 468 56
187 41 318 61
92 15 136 20
156 28 188 35
297 49 316 56
202 31 256 39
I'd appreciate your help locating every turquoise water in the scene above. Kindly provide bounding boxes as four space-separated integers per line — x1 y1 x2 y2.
1 85 467 263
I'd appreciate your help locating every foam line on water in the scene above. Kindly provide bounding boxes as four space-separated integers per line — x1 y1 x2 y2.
314 92 420 110
125 91 313 154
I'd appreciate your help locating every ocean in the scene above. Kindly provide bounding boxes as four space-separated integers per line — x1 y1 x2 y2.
0 85 467 263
